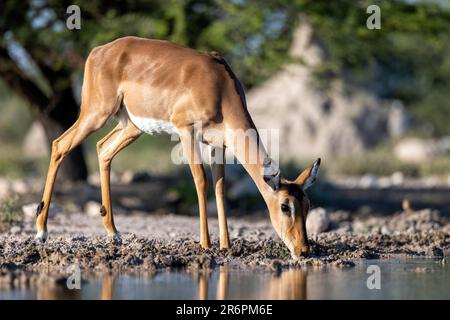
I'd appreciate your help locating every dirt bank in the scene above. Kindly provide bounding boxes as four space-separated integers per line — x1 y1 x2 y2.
1 208 449 276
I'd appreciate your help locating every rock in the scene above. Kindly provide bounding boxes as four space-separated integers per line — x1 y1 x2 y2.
428 246 444 258
388 100 410 137
10 226 21 234
377 177 392 188
423 176 440 188
352 221 368 234
121 170 151 184
78 184 99 203
333 259 355 268
0 178 11 200
306 207 330 235
381 225 391 235
360 175 377 188
87 173 100 186
22 121 49 159
269 259 283 273
394 138 439 163
119 196 143 208
390 172 404 186
84 201 102 217
11 179 29 194
334 222 352 234
413 267 433 273
22 202 61 221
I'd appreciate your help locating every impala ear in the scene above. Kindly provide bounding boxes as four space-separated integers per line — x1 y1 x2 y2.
262 158 280 192
294 158 321 190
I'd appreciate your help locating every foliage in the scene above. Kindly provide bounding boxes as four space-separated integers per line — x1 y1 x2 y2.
0 195 23 232
2 0 450 132
0 0 297 90
1 0 450 180
296 0 450 136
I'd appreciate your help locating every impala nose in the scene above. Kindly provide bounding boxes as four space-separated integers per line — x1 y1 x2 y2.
291 245 310 260
301 245 310 256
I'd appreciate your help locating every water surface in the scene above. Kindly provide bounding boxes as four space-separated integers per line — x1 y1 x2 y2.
1 259 448 300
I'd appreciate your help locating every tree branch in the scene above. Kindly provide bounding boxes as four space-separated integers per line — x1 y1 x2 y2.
0 46 49 111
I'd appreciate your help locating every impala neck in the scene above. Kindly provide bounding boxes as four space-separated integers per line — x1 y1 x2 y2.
226 121 277 202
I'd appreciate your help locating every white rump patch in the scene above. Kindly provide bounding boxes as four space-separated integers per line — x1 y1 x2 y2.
126 111 179 135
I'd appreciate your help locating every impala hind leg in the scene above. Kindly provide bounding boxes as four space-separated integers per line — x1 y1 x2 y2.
35 113 109 241
179 129 211 248
210 146 230 249
96 121 141 237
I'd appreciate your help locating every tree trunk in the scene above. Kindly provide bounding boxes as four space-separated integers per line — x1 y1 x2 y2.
0 47 88 182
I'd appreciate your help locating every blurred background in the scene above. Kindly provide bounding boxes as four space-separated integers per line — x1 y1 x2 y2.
1 0 450 222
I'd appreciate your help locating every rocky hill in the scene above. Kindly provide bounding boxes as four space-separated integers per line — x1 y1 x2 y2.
247 20 409 162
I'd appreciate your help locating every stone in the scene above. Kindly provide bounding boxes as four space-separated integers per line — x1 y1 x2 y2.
377 177 392 188
388 100 410 137
10 226 21 234
22 202 61 221
269 259 283 273
84 201 102 217
121 170 151 184
87 173 100 186
360 175 378 188
22 121 49 159
428 246 444 258
390 172 405 186
381 226 391 235
0 178 11 200
306 207 330 235
394 138 439 163
11 179 29 194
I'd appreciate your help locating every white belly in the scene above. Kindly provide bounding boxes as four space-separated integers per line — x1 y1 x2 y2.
127 111 179 135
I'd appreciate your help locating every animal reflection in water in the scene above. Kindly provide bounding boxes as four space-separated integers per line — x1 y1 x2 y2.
195 268 307 300
37 274 116 300
36 269 307 300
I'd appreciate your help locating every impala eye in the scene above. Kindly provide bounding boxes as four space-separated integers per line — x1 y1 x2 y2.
281 203 290 214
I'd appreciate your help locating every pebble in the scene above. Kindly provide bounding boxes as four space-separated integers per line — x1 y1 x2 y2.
84 201 102 217
428 246 444 258
306 207 330 235
9 226 21 234
22 202 61 220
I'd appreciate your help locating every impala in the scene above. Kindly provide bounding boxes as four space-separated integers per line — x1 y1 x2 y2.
34 36 321 258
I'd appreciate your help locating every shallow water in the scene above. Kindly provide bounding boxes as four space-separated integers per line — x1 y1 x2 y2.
1 259 449 300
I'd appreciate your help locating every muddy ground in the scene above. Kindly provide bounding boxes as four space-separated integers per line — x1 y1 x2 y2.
1 206 449 282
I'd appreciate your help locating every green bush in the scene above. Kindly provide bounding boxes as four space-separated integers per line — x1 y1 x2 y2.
0 195 23 232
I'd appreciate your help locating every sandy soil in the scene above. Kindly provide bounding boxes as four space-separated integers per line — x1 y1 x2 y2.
1 208 449 278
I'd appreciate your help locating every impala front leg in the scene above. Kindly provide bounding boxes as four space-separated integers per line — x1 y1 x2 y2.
36 113 108 241
179 129 211 248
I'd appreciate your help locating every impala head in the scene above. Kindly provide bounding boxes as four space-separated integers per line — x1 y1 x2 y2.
263 158 321 259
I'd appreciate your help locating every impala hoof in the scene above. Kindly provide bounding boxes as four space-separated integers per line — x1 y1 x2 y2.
291 245 311 260
34 230 48 243
108 232 122 244
200 240 211 249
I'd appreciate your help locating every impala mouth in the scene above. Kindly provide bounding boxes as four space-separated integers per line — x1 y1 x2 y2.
290 245 311 260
